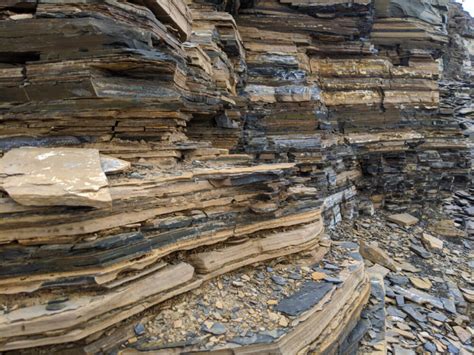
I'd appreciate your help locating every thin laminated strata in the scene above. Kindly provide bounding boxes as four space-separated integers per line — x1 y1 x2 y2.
0 0 472 353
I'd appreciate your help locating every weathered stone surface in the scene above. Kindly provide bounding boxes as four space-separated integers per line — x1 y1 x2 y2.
392 345 416 355
410 244 432 259
430 220 466 238
421 233 444 251
392 285 444 309
375 0 446 26
410 277 432 290
336 210 472 355
202 322 227 336
0 148 112 208
460 287 474 303
453 326 472 344
387 213 419 227
100 155 131 175
275 281 334 316
367 264 391 278
311 272 326 281
359 240 399 272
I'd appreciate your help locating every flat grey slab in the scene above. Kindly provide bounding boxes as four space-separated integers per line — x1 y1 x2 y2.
276 281 333 316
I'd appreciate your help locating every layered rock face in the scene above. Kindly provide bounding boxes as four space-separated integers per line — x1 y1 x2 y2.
440 3 474 235
0 0 471 353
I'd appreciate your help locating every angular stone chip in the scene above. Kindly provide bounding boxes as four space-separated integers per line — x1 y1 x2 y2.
387 213 419 227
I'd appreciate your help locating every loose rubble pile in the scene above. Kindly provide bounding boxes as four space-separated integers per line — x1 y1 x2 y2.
441 2 474 162
331 208 473 355
0 0 472 353
444 189 474 239
115 241 370 354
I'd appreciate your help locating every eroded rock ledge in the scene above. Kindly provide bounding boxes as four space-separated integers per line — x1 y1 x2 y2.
0 0 472 353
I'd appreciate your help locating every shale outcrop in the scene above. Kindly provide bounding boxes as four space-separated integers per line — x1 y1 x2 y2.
0 0 472 353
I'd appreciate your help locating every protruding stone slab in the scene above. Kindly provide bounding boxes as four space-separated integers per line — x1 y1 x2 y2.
387 213 419 227
374 0 445 26
0 148 112 209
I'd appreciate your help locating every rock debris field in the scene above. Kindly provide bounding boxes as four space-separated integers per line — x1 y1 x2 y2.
90 204 473 355
0 0 473 354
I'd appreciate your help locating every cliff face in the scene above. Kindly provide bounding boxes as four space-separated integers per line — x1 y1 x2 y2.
0 0 471 353
442 2 474 156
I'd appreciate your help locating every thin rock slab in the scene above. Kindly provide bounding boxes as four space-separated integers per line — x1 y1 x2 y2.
421 233 443 251
387 213 419 227
275 281 334 317
0 147 112 209
392 285 444 309
410 244 432 259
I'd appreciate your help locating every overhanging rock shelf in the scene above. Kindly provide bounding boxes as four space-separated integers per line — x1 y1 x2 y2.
0 0 472 353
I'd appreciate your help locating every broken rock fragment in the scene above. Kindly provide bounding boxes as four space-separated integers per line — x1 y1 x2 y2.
430 220 466 238
387 213 419 227
409 277 432 290
0 147 112 209
421 233 444 251
359 240 398 272
100 154 131 175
